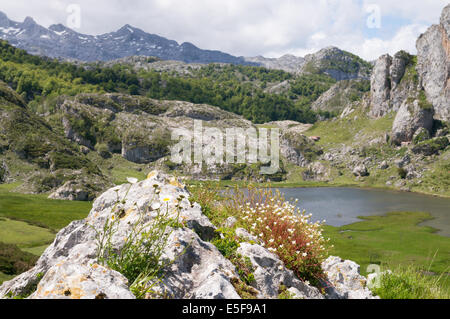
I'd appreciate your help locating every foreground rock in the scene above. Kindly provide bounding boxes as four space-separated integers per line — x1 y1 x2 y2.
322 256 379 299
30 262 135 299
0 171 379 299
237 243 324 299
147 227 239 299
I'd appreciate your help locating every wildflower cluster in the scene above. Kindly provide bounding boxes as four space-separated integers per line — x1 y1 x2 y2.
238 188 329 286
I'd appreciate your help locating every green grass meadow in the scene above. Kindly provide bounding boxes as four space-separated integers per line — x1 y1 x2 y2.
324 212 450 275
0 183 92 284
0 183 92 232
0 182 448 296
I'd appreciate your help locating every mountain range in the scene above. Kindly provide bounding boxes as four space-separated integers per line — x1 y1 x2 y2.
0 5 449 202
0 11 254 65
0 10 372 79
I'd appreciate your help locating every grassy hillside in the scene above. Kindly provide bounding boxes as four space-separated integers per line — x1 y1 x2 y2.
0 40 337 124
302 108 450 197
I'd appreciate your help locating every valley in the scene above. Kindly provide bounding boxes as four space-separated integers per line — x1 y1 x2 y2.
0 4 449 299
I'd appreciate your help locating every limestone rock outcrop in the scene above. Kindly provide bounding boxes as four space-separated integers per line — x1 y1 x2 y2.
30 262 135 299
369 51 418 118
391 99 434 145
416 4 450 122
0 171 380 299
369 54 392 117
0 160 8 183
322 256 378 299
48 180 97 201
237 243 324 299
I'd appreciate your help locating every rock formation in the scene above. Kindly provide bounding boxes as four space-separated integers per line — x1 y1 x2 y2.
0 160 8 183
48 180 98 201
416 4 450 122
0 171 378 299
322 257 376 299
352 164 369 177
311 79 369 114
369 54 392 117
391 99 434 145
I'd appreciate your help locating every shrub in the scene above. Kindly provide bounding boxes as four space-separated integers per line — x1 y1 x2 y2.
412 137 449 156
211 228 240 259
29 172 64 193
398 168 408 179
418 91 433 110
95 143 111 159
128 84 140 95
14 135 52 160
230 187 329 286
49 150 100 175
189 183 329 287
0 242 38 276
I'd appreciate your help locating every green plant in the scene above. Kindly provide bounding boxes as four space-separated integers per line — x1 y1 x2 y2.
95 143 111 159
5 271 44 299
412 137 449 156
188 182 230 226
212 228 240 259
398 168 408 179
91 182 184 299
278 284 297 299
418 91 433 110
232 255 256 286
230 277 259 299
233 187 329 287
413 129 430 144
372 264 449 299
0 242 38 276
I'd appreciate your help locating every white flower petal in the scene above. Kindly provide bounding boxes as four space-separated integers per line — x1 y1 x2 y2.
127 177 139 184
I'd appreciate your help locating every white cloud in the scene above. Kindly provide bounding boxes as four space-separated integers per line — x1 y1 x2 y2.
362 0 448 22
355 24 429 60
0 0 446 60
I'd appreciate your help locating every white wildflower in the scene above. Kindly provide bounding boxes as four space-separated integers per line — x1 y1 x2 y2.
127 177 139 184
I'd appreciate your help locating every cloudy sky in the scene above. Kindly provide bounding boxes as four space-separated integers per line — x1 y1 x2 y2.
0 0 447 60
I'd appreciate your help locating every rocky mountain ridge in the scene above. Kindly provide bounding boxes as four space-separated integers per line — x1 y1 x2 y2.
0 11 253 65
0 11 371 81
0 6 449 199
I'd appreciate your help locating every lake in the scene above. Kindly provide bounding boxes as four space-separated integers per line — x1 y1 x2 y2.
276 187 450 237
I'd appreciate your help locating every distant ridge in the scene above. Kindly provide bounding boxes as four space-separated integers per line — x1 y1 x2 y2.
0 11 254 65
0 11 372 80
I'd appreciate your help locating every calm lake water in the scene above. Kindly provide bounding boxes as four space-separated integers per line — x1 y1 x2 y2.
276 188 450 237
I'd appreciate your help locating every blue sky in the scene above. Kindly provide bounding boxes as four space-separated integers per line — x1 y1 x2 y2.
0 0 447 60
